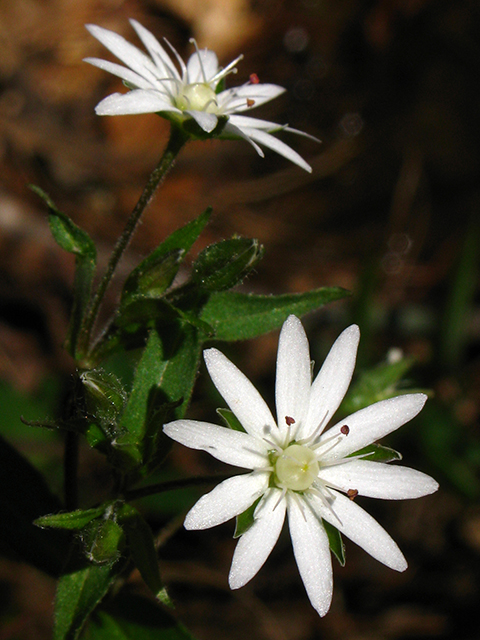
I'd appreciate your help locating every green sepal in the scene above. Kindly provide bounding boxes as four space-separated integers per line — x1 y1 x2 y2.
53 559 125 640
199 287 350 341
322 519 345 566
347 443 402 463
192 237 264 292
80 369 127 437
35 506 106 531
119 504 171 606
217 408 246 433
81 518 126 565
30 186 97 358
234 497 261 538
121 250 183 310
340 356 417 415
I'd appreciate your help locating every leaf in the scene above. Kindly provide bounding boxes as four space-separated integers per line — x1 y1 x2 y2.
217 408 246 432
0 433 70 576
80 370 128 439
199 287 350 341
192 238 264 292
347 443 402 463
119 504 171 605
234 497 261 538
53 560 123 640
30 186 97 357
35 506 106 531
322 519 345 566
84 593 196 639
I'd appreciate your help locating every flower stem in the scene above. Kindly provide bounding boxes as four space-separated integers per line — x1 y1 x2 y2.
123 474 230 502
78 126 189 362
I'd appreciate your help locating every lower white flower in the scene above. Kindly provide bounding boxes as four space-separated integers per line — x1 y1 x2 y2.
163 315 438 616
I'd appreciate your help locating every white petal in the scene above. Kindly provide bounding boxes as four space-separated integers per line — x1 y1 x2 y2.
315 490 407 571
287 493 333 617
322 394 428 463
220 84 285 113
185 109 218 133
319 460 439 499
238 126 312 172
222 114 285 130
94 90 177 116
84 57 154 90
86 24 159 85
302 325 360 441
203 348 278 440
221 121 265 156
275 315 311 438
186 50 219 83
184 472 269 530
229 488 286 589
163 420 269 469
129 19 179 80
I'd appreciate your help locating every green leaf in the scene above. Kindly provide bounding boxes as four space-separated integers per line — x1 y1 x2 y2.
234 497 261 538
192 237 264 292
35 506 106 531
322 519 345 566
80 370 128 438
199 287 350 341
84 593 196 640
54 560 123 640
347 443 402 463
30 186 97 357
0 433 70 576
217 408 246 432
119 504 171 605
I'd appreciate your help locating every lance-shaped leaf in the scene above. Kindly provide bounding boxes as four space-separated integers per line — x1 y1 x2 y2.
53 560 124 640
35 506 106 531
192 237 264 292
84 593 196 640
120 207 212 310
30 186 97 358
199 287 349 341
119 504 171 605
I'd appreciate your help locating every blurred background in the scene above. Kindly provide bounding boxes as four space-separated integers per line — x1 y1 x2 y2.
0 0 479 638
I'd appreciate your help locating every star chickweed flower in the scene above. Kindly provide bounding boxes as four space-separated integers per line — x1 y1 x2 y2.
163 315 438 617
84 20 316 171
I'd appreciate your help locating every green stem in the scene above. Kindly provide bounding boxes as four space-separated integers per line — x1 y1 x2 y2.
78 126 188 361
123 474 230 502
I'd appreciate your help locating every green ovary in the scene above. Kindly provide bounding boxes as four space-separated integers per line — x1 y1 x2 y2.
275 444 319 491
176 83 217 112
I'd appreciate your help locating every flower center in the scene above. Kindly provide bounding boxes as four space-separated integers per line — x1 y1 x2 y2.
176 83 218 112
275 444 319 491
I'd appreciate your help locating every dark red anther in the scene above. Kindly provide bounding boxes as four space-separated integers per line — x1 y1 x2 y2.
347 489 358 500
285 416 295 426
246 98 255 107
340 425 350 435
249 73 260 84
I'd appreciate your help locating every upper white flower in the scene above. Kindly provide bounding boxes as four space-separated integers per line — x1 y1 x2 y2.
163 315 438 617
85 20 315 171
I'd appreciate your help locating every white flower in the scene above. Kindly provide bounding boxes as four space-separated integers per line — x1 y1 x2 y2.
84 20 316 171
163 315 438 616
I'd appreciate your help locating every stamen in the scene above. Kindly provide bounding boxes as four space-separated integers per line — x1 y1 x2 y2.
189 38 208 83
246 98 255 107
300 410 329 447
249 73 260 84
347 489 358 500
307 487 343 527
340 425 350 435
272 487 287 511
285 416 295 426
163 38 187 78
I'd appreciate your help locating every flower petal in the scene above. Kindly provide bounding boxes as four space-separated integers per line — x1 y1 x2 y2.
319 460 439 499
203 348 278 440
129 19 179 80
221 121 265 156
237 126 312 172
84 57 154 90
184 472 269 530
94 90 177 116
220 84 286 113
186 49 219 83
229 488 286 589
163 419 270 469
287 493 333 617
302 325 360 441
185 109 218 133
275 315 311 439
322 394 428 463
86 24 159 85
314 490 407 571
